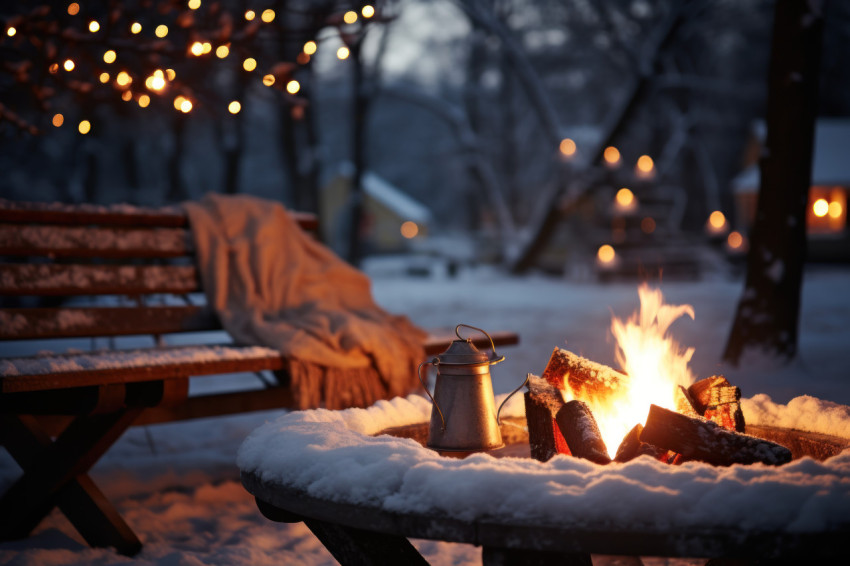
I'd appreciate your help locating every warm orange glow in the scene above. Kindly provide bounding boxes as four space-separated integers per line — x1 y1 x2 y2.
165 68 176 81
68 3 80 16
636 154 654 174
52 113 64 127
261 9 275 23
603 146 620 166
49 63 59 74
216 45 229 58
121 90 132 101
344 11 358 24
708 210 726 229
228 101 241 114
190 42 204 56
641 217 656 234
296 52 310 65
138 94 150 108
727 230 744 249
337 46 350 60
559 138 576 157
829 201 843 219
63 59 75 72
262 74 275 86
173 96 186 110
89 21 100 33
99 72 109 83
103 50 116 64
78 120 91 134
615 187 635 209
116 71 131 87
243 57 257 71
303 41 317 55
179 99 193 113
202 42 211 54
188 0 202 9
362 5 375 18
130 22 142 34
245 10 255 21
813 198 829 217
147 74 165 90
597 244 616 264
400 221 419 239
155 25 168 38
6 27 16 37
286 80 300 94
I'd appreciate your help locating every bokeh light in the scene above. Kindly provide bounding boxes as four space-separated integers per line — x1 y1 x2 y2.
243 58 257 71
78 120 91 134
52 113 64 127
337 46 350 60
286 80 300 94
559 138 576 157
228 101 241 114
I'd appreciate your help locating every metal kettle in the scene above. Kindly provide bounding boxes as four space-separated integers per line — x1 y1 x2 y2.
418 324 524 453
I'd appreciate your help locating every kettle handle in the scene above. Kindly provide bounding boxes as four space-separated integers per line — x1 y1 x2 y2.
417 360 446 431
496 373 530 426
455 324 505 365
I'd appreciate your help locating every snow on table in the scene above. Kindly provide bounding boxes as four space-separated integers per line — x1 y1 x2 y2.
238 394 850 533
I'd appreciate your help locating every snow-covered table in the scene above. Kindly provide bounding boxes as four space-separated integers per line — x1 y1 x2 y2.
239 396 850 565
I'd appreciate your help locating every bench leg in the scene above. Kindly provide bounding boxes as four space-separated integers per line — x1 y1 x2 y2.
0 411 143 555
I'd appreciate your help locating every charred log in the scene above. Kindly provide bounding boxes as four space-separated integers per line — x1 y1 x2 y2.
524 374 570 462
688 376 745 432
555 401 611 465
541 348 625 400
613 424 667 463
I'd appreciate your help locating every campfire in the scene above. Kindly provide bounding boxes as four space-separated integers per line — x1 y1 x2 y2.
525 284 792 467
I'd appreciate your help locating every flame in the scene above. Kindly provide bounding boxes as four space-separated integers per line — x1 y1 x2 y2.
568 284 695 457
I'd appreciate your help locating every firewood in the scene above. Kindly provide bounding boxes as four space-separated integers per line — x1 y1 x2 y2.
555 400 611 465
674 385 700 418
541 347 625 400
640 405 792 466
687 375 730 413
613 424 668 463
687 375 745 432
524 375 570 462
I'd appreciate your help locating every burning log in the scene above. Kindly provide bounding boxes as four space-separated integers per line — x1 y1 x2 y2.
687 376 745 432
554 400 611 465
613 424 667 463
674 385 700 418
641 405 792 466
524 374 570 462
542 347 625 400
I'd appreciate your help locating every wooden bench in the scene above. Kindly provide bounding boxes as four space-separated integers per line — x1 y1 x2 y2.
0 198 519 555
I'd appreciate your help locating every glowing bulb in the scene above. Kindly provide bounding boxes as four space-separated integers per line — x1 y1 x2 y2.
103 50 116 64
245 10 255 21
155 25 168 38
131 22 142 34
597 244 616 264
828 201 843 219
216 45 229 58
615 188 635 209
337 46 350 60
190 41 204 56
138 94 150 108
99 72 109 83
63 59 75 72
165 68 176 80
243 57 257 71
151 75 165 90
344 11 358 24
201 42 212 54
286 80 300 94
78 120 91 134
180 99 192 113
52 113 64 127
813 198 829 217
636 154 654 174
68 3 80 16
727 231 744 249
154 69 165 79
228 101 241 114
303 41 317 55
262 74 275 86
603 146 620 166
362 5 375 18
400 221 419 239
121 90 132 101
559 138 576 157
709 210 726 229
261 9 275 23
188 0 201 9
116 71 131 86
173 96 185 110
6 27 16 37
89 21 100 33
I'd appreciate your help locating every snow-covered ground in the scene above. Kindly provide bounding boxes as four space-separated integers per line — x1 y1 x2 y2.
2 265 849 565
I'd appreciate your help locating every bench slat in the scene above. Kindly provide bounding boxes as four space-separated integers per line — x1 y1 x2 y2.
0 224 192 258
0 264 200 296
0 306 219 340
0 345 284 393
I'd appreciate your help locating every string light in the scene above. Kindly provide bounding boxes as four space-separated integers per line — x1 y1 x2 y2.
400 221 418 239
709 210 726 229
829 201 843 219
245 10 255 21
615 187 635 210
603 146 620 166
296 53 310 65
727 231 744 250
261 9 275 23
103 50 116 64
67 3 80 16
146 70 166 91
121 90 133 101
216 45 229 58
228 101 241 114
243 57 257 71
99 72 110 83
559 138 576 157
636 154 654 174
201 42 212 54
188 0 202 9
286 80 300 94
597 244 616 265
78 120 91 134
813 198 829 217
174 96 192 113
303 41 317 55
190 42 204 56
6 27 16 37
131 22 142 34
138 94 150 108
155 25 168 38
362 5 375 18
337 46 350 60
116 71 131 86
262 74 275 86
63 59 75 71
165 68 176 81
49 63 59 74
344 11 358 24
52 113 64 127
89 21 100 33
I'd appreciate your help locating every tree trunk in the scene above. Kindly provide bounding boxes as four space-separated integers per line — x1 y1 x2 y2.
346 36 369 266
723 0 824 364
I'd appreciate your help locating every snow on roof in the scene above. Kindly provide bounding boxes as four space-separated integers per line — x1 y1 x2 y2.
333 163 432 224
238 393 850 533
734 118 850 193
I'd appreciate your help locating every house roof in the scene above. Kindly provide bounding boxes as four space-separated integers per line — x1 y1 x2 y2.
332 162 432 223
733 118 850 193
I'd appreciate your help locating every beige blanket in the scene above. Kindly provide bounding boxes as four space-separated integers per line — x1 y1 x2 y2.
183 193 426 410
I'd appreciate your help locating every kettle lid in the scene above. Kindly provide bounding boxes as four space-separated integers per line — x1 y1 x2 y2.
434 339 490 365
